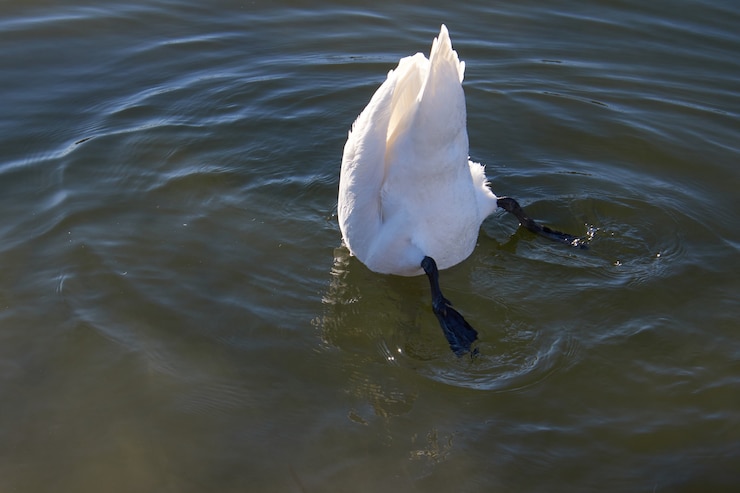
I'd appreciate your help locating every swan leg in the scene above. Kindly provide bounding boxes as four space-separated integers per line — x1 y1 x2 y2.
421 256 479 356
497 197 587 248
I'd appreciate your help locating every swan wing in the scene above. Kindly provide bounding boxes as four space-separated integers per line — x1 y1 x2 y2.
338 65 398 261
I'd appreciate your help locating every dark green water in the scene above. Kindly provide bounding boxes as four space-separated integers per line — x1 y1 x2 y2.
1 1 738 491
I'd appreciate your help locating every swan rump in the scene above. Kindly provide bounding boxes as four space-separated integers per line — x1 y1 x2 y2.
338 25 497 276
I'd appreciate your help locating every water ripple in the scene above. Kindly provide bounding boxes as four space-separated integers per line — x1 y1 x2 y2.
1 1 739 491
417 324 581 392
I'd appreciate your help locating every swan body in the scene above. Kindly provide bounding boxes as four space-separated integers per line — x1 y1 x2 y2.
338 25 498 277
336 26 582 355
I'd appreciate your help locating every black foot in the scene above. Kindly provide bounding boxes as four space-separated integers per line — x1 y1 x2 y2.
497 197 587 249
421 256 478 356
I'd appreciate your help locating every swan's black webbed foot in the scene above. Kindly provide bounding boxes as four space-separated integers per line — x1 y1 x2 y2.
421 256 478 357
497 197 587 249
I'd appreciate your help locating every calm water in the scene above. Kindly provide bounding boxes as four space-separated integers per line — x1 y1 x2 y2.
1 0 739 491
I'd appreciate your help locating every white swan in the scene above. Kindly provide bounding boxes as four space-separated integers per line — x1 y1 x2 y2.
338 25 581 355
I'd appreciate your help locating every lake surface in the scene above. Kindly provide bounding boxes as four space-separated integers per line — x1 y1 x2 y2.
1 0 738 491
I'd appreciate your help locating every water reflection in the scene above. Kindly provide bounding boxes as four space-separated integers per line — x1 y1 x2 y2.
316 246 419 421
318 179 717 396
319 236 582 392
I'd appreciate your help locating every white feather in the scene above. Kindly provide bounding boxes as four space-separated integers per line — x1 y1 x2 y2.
338 25 498 276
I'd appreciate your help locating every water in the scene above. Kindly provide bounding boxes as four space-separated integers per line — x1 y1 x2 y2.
1 0 738 491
